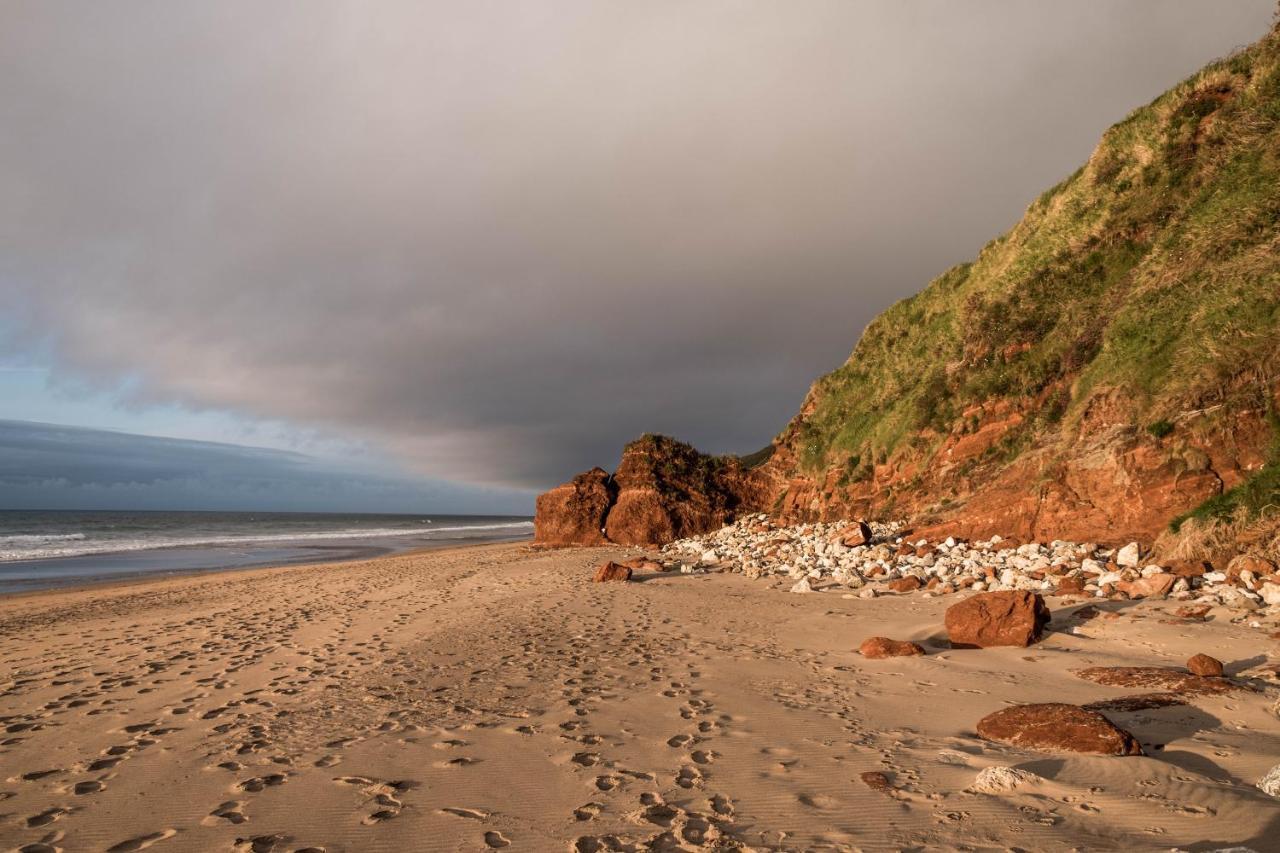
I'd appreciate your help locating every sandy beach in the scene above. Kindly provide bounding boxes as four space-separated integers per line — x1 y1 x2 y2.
2 542 1279 852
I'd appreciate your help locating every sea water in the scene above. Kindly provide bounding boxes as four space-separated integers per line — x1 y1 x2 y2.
0 510 533 593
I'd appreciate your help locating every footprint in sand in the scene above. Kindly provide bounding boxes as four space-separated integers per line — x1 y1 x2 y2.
573 802 603 821
105 829 177 852
26 807 70 828
666 734 693 748
440 806 490 820
483 830 511 848
205 800 248 825
675 766 704 789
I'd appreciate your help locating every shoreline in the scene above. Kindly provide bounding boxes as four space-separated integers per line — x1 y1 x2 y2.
0 535 529 601
1 541 1277 850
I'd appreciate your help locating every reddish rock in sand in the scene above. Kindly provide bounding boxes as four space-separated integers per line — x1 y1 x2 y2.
1074 666 1242 694
535 468 615 546
859 637 926 659
1187 654 1224 677
976 703 1143 756
888 575 923 593
840 521 874 548
592 562 633 583
859 771 893 791
945 591 1050 648
1055 576 1086 596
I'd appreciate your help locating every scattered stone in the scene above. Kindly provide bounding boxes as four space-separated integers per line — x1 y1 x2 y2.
859 637 926 659
975 703 1142 756
859 771 892 791
592 562 633 583
840 521 874 548
888 575 923 593
1115 542 1142 568
970 766 1041 793
945 591 1050 648
1259 764 1280 798
1187 654 1225 677
789 578 813 594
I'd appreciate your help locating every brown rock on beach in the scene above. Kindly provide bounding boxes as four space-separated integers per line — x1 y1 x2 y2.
859 637 926 659
592 562 633 583
976 703 1143 756
888 575 923 593
1186 654 1225 677
840 520 874 548
945 590 1050 648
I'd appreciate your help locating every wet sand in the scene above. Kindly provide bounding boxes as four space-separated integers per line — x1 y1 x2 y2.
1 542 1278 852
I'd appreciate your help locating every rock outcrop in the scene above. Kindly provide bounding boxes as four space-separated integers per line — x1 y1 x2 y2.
536 435 768 547
944 591 1050 648
536 18 1280 559
976 703 1143 756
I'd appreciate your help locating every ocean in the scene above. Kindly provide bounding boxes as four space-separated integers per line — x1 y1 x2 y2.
0 510 533 594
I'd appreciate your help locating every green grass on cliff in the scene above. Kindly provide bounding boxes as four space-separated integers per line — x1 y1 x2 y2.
792 22 1280 476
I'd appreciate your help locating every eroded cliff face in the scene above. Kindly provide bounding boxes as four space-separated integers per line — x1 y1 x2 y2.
535 435 769 547
536 19 1280 550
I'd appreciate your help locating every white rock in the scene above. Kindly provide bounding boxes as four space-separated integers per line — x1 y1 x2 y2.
790 578 813 594
971 766 1041 794
1116 542 1142 568
858 587 877 599
1261 584 1280 606
1258 764 1280 797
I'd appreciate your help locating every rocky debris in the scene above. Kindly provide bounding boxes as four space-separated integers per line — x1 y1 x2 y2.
970 766 1041 794
1074 666 1244 694
975 703 1143 756
858 771 893 791
1187 653 1225 677
592 562 633 583
840 520 874 547
1259 764 1280 798
656 515 1280 619
536 468 614 546
858 637 926 659
1115 542 1143 568
945 591 1050 648
535 435 768 547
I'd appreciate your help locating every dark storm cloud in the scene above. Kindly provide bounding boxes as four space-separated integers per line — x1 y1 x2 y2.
2 1 1274 487
0 420 533 512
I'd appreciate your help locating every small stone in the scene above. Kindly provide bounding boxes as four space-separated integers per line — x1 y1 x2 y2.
1187 653 1224 677
888 575 923 593
859 637 926 659
790 578 813 594
1259 764 1280 798
971 766 1041 793
859 771 892 791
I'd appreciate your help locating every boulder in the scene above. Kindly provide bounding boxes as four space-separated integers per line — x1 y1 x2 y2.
975 703 1142 755
945 591 1050 648
592 562 633 583
1115 542 1142 568
1116 572 1175 599
1227 554 1277 578
840 521 874 548
1186 654 1224 677
789 577 813 594
1055 576 1086 596
1259 764 1280 798
859 637 926 659
535 468 615 546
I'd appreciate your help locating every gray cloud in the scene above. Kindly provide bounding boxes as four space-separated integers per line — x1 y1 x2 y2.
2 1 1274 488
0 420 533 513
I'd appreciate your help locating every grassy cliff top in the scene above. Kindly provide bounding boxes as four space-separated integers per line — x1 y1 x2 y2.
791 19 1280 477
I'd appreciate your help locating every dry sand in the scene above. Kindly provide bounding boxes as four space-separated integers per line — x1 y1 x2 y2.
2 542 1279 852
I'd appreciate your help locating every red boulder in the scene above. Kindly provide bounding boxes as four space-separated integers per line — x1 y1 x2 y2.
592 562 633 583
859 637 926 659
945 591 1050 648
976 703 1143 755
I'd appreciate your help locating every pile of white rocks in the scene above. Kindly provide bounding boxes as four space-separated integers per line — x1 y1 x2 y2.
658 514 1280 612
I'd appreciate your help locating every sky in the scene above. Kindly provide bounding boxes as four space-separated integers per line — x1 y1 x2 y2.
1 1 1275 513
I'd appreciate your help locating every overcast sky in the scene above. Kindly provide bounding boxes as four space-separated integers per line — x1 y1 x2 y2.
1 1 1274 511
